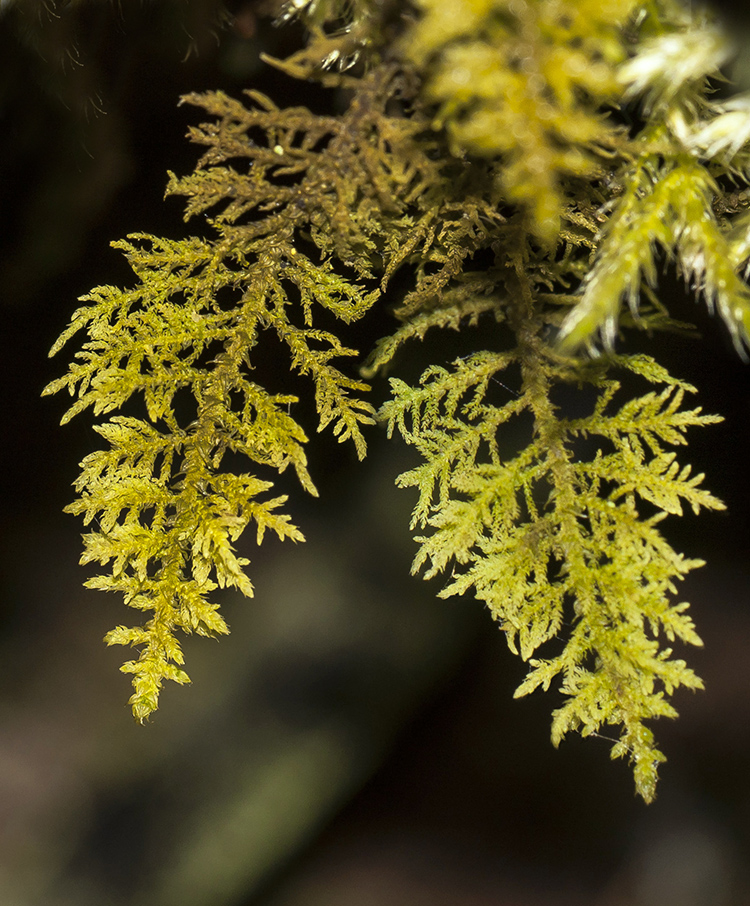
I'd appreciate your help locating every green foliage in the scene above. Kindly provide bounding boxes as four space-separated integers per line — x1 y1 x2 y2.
555 7 750 354
384 343 722 802
45 0 750 799
403 0 639 243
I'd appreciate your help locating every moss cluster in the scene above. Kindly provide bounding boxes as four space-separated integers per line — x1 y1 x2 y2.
46 0 750 800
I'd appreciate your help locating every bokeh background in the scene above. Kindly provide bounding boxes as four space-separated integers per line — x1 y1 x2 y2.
1 2 750 904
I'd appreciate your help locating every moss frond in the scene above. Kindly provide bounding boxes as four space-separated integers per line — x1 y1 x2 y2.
402 0 638 243
557 4 750 354
47 63 446 718
384 336 723 802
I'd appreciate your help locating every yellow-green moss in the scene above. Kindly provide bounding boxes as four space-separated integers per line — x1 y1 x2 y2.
45 0 750 800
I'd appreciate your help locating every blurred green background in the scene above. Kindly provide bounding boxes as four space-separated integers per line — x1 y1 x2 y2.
1 2 750 904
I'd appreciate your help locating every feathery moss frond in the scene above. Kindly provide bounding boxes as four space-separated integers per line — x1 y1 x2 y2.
48 63 450 718
384 335 723 802
402 0 639 243
557 150 750 355
557 4 750 354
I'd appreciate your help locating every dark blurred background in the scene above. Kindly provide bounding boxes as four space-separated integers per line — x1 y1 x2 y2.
1 2 750 904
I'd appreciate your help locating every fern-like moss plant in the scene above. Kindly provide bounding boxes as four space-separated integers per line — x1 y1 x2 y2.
44 0 750 801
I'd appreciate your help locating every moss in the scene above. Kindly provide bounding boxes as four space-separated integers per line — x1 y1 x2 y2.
45 0 750 800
